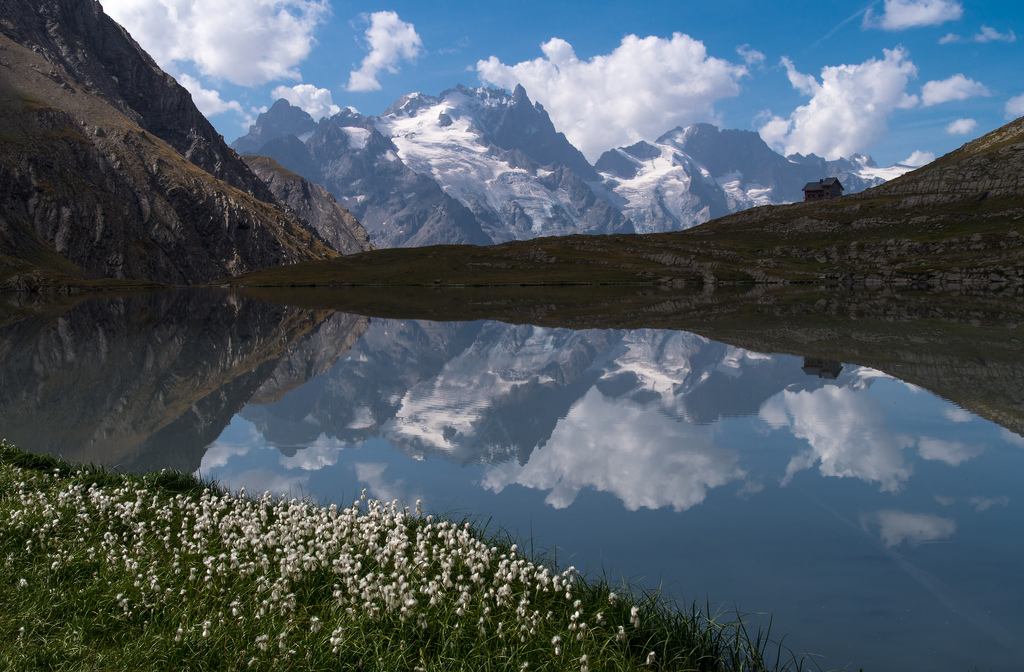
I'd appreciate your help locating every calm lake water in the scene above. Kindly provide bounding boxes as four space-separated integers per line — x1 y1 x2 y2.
2 289 1022 671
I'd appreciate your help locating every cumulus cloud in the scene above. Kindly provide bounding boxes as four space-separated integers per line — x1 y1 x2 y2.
757 49 918 160
271 84 341 120
736 44 766 67
346 11 423 92
100 0 330 86
1006 94 1024 119
917 437 985 465
760 385 914 492
901 150 936 166
176 73 243 117
864 0 963 31
921 74 991 106
862 510 957 547
482 388 745 512
944 118 977 135
476 33 747 161
940 25 1017 44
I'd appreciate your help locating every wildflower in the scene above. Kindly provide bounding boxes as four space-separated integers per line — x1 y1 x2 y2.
17 578 28 588
255 634 269 652
580 653 589 672
309 616 322 633
608 591 618 605
646 651 656 665
631 605 641 628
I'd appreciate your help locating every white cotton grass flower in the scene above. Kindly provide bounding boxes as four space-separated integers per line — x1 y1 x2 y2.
580 653 589 672
646 650 657 665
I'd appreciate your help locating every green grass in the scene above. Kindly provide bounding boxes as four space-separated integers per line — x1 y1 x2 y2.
0 441 811 671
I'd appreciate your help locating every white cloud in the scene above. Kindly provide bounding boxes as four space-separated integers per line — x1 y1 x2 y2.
476 33 747 162
761 385 914 492
941 25 1017 44
345 11 423 92
921 74 991 106
943 407 973 422
970 496 1010 512
901 150 936 166
917 436 985 465
481 388 745 512
100 0 330 86
352 462 412 505
271 84 340 121
736 44 766 67
864 0 963 31
757 49 918 160
973 25 1017 43
944 118 977 135
1006 94 1024 119
863 510 957 548
176 74 243 117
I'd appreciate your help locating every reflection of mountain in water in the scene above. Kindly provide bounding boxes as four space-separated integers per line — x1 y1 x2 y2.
241 320 824 468
0 292 367 473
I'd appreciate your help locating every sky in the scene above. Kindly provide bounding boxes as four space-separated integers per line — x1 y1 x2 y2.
98 0 1023 167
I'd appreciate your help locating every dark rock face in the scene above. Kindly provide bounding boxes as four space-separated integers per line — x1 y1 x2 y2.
0 291 369 473
0 0 273 200
232 99 318 156
242 155 373 255
0 0 348 286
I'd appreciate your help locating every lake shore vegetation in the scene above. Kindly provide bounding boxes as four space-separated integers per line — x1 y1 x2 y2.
0 441 808 671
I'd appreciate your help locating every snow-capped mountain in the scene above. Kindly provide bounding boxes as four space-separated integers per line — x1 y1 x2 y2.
232 86 632 247
232 86 913 247
595 124 915 233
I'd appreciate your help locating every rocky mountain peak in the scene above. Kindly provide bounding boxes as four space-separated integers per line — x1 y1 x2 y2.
232 99 317 154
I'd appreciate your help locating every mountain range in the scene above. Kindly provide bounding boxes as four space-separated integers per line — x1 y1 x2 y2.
232 86 911 248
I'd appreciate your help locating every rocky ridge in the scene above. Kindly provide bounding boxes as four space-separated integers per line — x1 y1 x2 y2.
0 0 372 290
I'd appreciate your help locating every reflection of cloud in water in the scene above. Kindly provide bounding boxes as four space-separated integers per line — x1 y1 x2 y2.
760 385 913 492
1000 428 1024 447
917 437 985 466
481 388 744 511
201 440 255 470
218 469 311 498
279 435 346 471
970 496 1010 512
353 462 410 505
862 510 957 548
942 407 974 423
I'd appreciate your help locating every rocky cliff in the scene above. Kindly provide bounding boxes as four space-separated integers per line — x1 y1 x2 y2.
0 0 371 289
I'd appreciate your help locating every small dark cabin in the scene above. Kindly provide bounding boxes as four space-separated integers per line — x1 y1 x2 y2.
802 177 843 201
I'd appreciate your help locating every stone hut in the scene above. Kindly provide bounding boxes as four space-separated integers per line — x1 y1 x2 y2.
802 177 844 201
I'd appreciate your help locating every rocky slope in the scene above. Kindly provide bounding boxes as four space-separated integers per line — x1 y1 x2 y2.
242 155 373 255
0 0 371 290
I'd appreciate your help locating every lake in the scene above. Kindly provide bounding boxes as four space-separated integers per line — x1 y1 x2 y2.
1 288 1022 671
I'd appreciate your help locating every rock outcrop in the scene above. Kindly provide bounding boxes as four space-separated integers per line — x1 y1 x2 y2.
0 0 373 289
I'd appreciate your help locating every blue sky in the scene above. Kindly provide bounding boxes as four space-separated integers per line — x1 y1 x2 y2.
100 0 1021 166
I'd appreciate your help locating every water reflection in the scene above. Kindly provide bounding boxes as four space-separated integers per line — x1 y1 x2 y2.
2 292 1023 671
0 291 367 472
